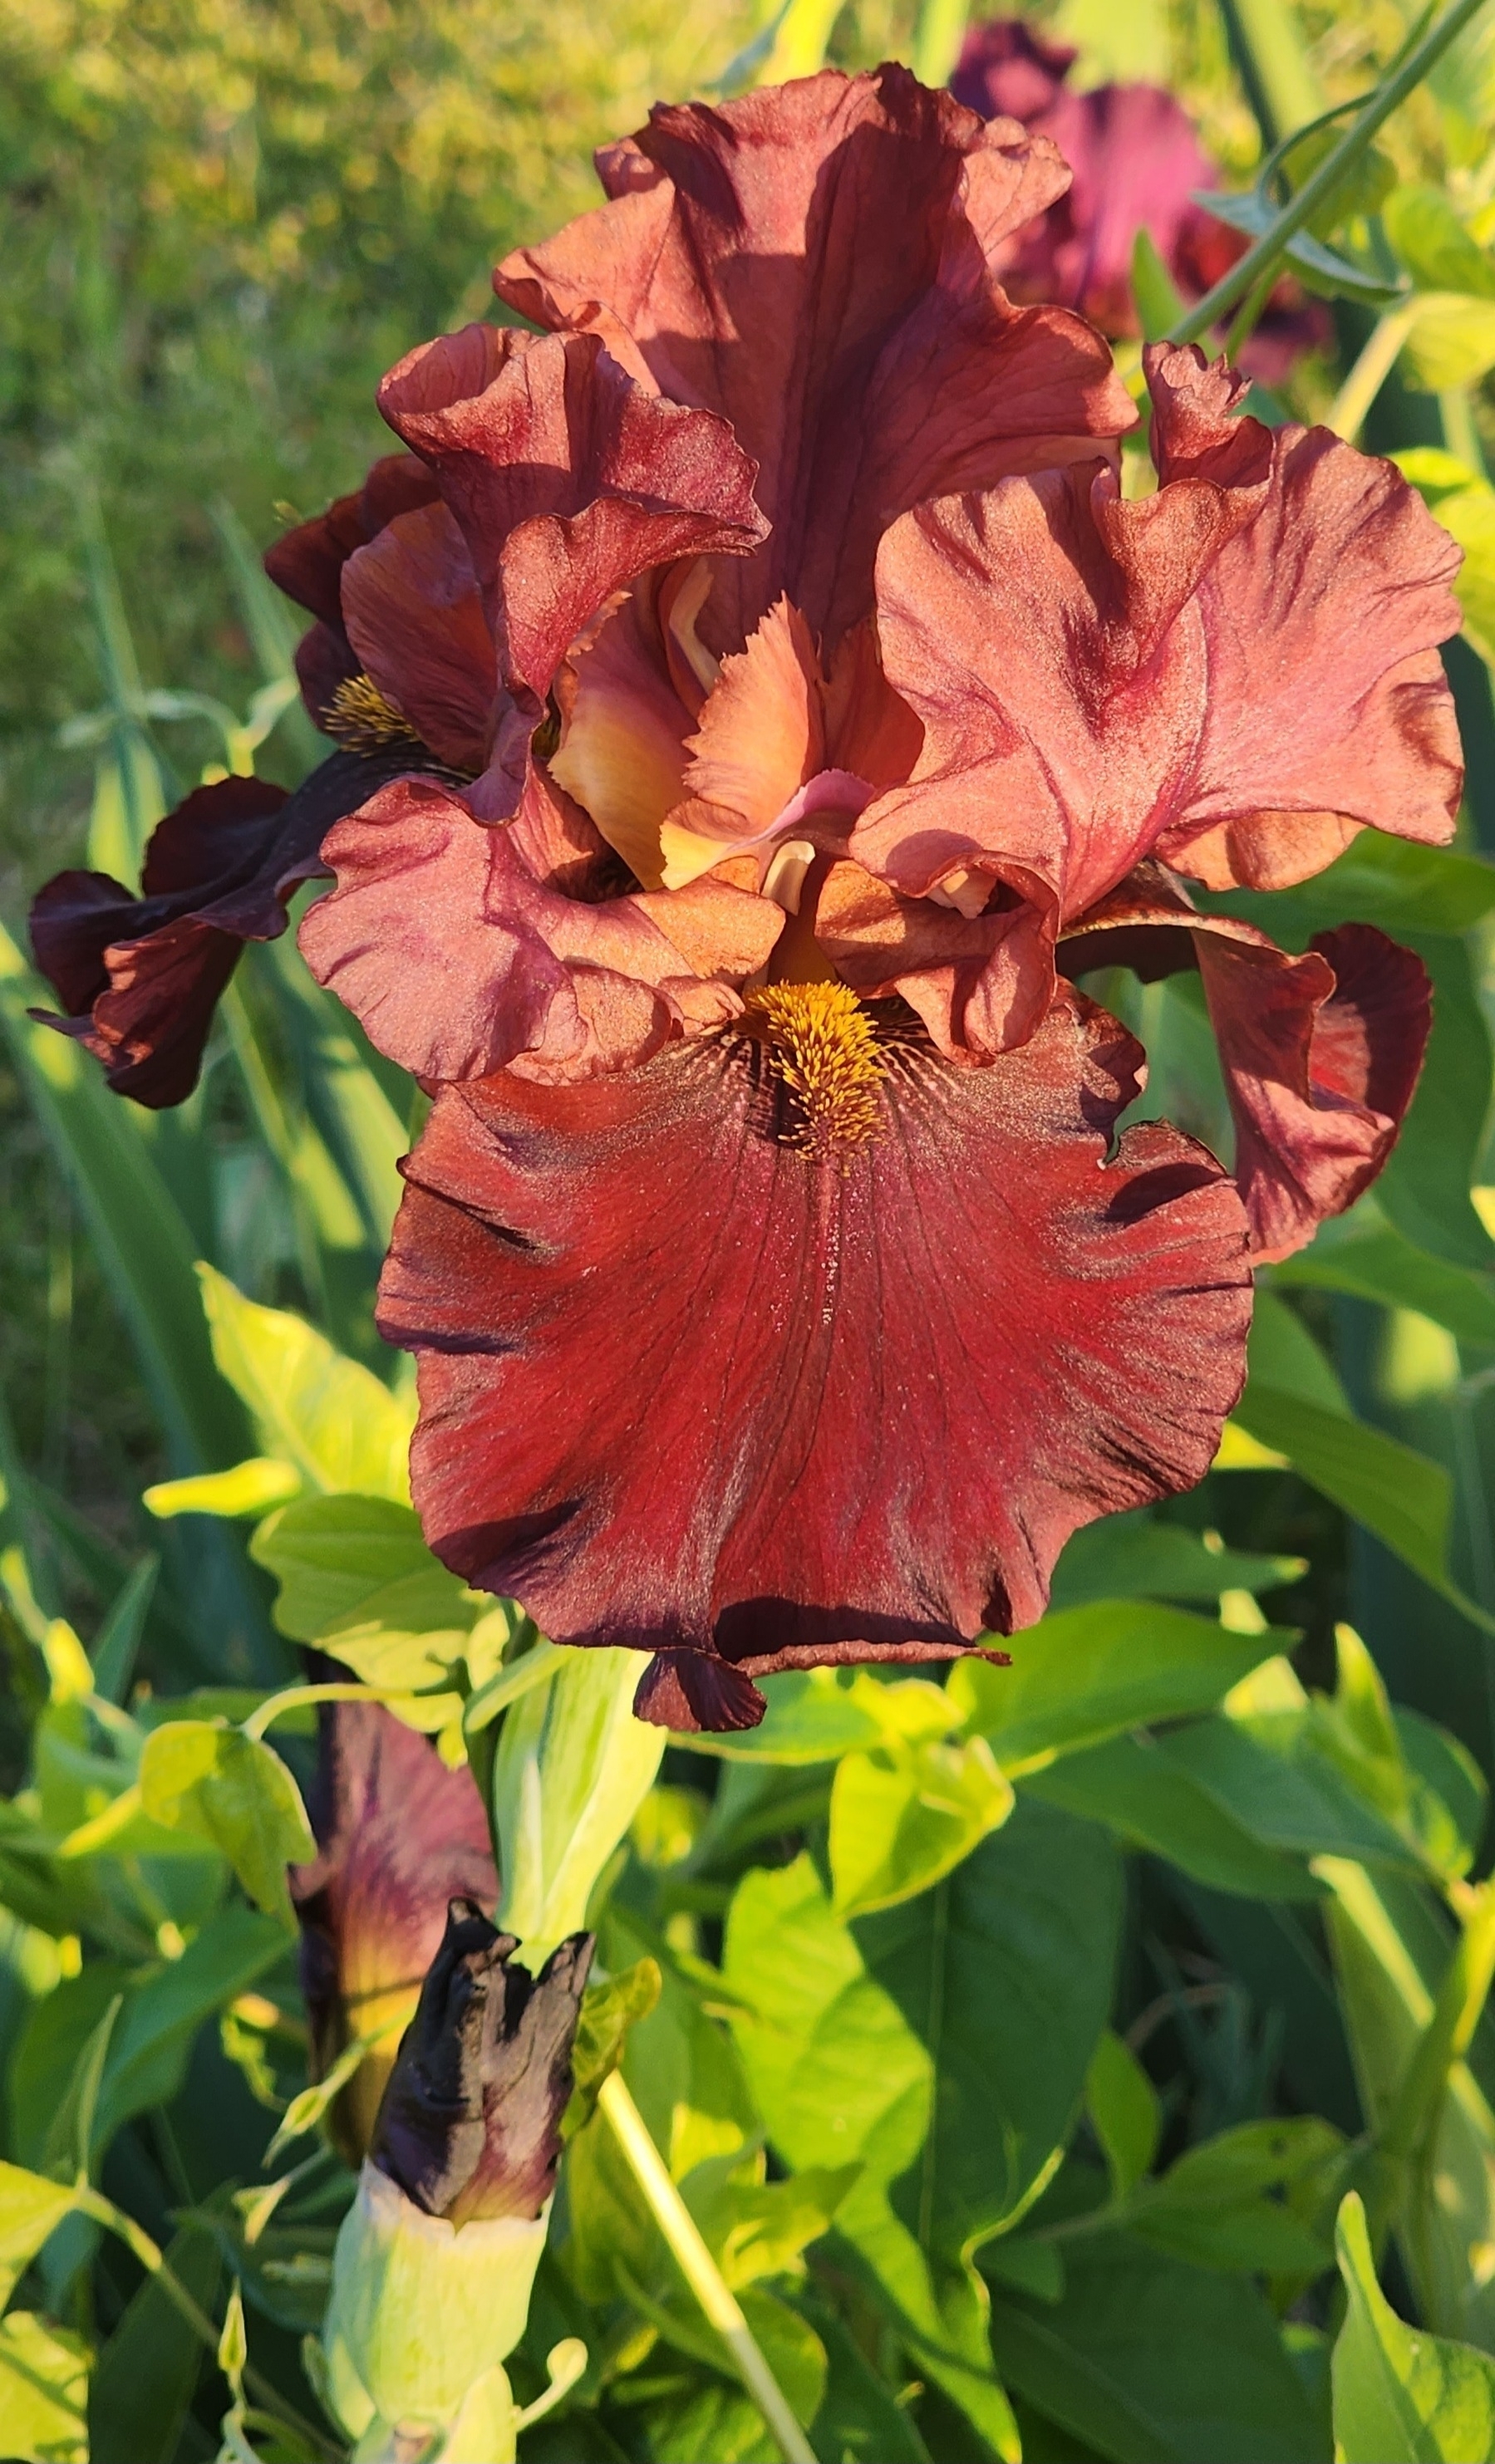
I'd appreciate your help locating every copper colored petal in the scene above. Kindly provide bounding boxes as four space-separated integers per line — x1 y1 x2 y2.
1060 877 1432 1259
342 500 497 774
496 66 1133 649
298 774 781 1084
376 989 1251 1729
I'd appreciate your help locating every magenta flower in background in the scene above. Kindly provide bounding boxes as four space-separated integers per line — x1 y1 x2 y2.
951 17 1330 380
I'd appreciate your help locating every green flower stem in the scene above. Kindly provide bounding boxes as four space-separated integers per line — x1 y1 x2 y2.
598 2070 820 2464
240 1679 402 1741
72 2185 340 2460
1171 0 1489 348
1327 302 1422 439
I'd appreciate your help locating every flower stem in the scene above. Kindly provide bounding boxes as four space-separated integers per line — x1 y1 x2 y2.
240 1679 404 1741
1326 302 1421 439
598 2070 819 2464
1172 0 1488 347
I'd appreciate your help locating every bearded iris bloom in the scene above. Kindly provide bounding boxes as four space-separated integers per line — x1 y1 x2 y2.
30 69 1462 1732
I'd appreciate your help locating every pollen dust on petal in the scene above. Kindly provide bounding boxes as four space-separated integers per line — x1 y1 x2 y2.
744 980 886 1156
322 671 422 754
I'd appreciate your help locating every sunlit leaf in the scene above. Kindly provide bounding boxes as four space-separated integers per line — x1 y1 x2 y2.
140 1720 314 1917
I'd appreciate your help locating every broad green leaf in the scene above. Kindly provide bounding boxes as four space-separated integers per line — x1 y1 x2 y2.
1334 2190 1495 2462
860 1800 1122 2260
987 2233 1327 2463
144 1459 302 1521
1232 1385 1461 1607
139 1720 314 1916
1122 2118 1343 2276
1247 1288 1350 1414
950 1599 1281 1775
1320 1859 1495 2344
673 1666 888 1765
1385 186 1495 298
692 2167 859 2293
1274 1212 1495 1347
725 1855 932 2189
1085 2030 1161 2201
1205 830 1495 937
248 1495 484 1694
0 2165 79 2308
195 1264 414 1500
829 1733 1012 1917
0 2312 89 2464
1025 1730 1325 1900
1048 1510 1303 1612
1398 451 1495 668
1403 294 1495 392
1156 1714 1422 1870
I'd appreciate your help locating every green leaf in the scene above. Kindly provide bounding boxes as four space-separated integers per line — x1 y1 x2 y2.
563 1957 662 2142
0 2312 89 2464
1404 295 1495 391
1085 2031 1161 2202
1025 1730 1325 1900
195 1264 414 1500
859 1799 1122 2258
1272 1212 1495 1347
139 1720 315 1916
694 2167 860 2292
1132 229 1188 341
671 1666 888 1765
1333 2190 1495 2462
0 2165 79 2309
87 2221 222 2464
1320 1861 1495 2343
144 1458 302 1522
987 2233 1327 2462
1205 830 1495 937
1379 937 1495 1272
724 1854 932 2191
0 925 250 1482
1384 185 1495 298
949 1599 1281 1776
829 1732 1012 1917
1048 1512 1303 1612
802 2295 932 2463
740 2285 827 2429
248 1494 485 1707
1232 1386 1462 1608
1123 2118 1343 2277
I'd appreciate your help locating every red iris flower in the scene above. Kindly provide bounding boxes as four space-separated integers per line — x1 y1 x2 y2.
951 17 1330 381
29 70 1462 1734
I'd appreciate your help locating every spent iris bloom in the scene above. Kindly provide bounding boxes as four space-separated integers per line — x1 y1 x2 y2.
289 1698 498 2164
30 69 1463 1733
950 17 1330 380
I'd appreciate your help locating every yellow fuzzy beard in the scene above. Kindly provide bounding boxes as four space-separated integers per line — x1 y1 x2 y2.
744 980 886 1153
322 671 421 753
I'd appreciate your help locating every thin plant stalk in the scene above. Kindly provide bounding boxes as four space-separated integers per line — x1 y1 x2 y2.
1172 0 1489 348
598 2069 820 2464
1327 302 1422 439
